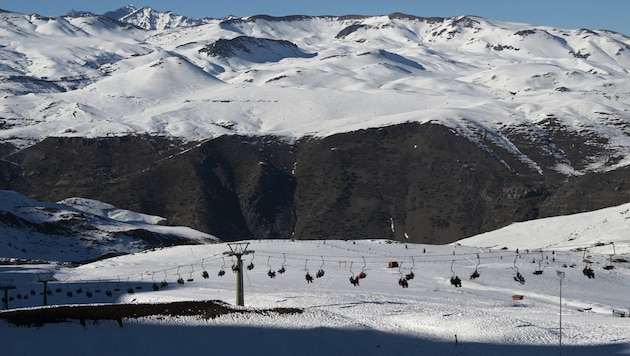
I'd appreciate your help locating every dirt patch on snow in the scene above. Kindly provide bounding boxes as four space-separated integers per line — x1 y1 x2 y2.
0 300 302 327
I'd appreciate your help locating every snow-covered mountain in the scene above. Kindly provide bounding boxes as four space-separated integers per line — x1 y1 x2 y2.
1 8 629 174
0 190 218 263
2 7 630 243
101 5 215 30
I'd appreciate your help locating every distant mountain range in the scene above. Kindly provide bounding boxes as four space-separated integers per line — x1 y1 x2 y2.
0 6 629 244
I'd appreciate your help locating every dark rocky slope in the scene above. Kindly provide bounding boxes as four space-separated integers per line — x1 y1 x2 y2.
2 122 630 244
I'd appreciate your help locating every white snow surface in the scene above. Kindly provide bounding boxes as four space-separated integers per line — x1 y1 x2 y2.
1 11 630 174
2 203 630 355
0 190 218 262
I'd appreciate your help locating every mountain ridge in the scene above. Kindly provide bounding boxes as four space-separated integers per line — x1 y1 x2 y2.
1 7 630 243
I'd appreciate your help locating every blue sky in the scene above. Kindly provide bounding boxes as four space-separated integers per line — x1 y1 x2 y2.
1 0 629 36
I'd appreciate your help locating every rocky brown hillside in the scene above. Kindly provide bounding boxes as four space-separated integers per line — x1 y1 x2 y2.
2 122 629 244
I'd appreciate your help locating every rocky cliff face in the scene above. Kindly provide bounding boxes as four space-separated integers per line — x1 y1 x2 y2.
3 122 630 244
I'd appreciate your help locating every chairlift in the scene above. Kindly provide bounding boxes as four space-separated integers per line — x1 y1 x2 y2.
603 242 616 270
218 258 227 277
278 253 287 274
114 277 121 292
316 256 325 278
583 263 595 279
187 265 195 282
151 272 160 290
512 255 525 284
397 262 409 288
450 260 462 287
349 262 360 286
103 280 114 296
177 266 185 285
304 260 314 283
358 257 367 279
267 256 276 278
405 257 415 281
533 250 544 275
247 253 255 271
201 259 210 279
136 273 144 290
470 254 481 279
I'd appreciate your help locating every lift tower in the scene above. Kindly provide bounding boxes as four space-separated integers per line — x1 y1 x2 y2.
225 243 254 306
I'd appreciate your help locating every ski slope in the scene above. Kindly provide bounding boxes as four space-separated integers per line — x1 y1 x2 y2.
2 202 630 355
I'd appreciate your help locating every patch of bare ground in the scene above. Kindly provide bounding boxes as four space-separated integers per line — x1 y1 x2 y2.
0 300 303 327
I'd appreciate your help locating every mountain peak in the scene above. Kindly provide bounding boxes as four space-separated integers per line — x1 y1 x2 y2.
102 5 214 30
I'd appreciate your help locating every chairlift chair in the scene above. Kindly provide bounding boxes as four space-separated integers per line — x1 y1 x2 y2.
201 259 210 279
218 258 227 277
304 260 314 283
349 262 360 286
114 277 121 292
247 254 255 271
470 254 481 279
405 257 415 280
176 266 185 284
450 260 462 287
136 273 144 289
316 256 325 278
603 242 616 270
397 262 409 288
187 265 195 282
512 255 526 284
532 250 544 275
583 264 595 279
358 257 367 279
278 253 287 274
267 256 276 278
